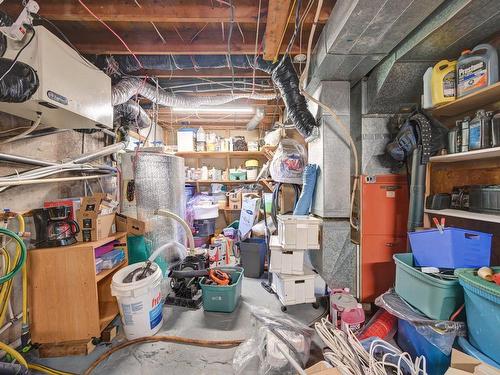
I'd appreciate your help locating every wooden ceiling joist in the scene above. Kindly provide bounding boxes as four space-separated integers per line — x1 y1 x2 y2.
263 0 293 61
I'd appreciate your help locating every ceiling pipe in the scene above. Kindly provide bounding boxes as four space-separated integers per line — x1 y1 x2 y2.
246 108 265 130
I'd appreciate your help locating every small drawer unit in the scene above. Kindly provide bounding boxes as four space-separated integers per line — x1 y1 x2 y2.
277 215 321 250
271 267 317 306
269 236 305 275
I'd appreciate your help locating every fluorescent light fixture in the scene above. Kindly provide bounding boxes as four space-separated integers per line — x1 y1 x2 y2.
171 107 255 114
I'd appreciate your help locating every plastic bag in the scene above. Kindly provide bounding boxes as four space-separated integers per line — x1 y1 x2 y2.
233 307 314 375
270 139 307 185
375 290 466 355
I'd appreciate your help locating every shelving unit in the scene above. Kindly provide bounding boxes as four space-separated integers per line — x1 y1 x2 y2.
28 232 128 348
430 147 500 163
431 81 500 125
424 209 500 224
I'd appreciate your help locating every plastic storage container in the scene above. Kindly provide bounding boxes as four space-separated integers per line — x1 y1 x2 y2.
177 128 196 152
492 112 500 147
431 60 457 106
269 235 305 275
457 44 499 98
456 267 500 362
200 267 243 313
239 238 266 278
193 218 216 237
271 267 317 306
469 185 500 214
394 253 464 320
408 228 492 269
422 67 433 109
396 319 451 375
277 215 321 250
192 203 219 220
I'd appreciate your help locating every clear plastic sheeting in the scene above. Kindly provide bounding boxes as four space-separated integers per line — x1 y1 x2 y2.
375 290 466 355
233 307 314 375
111 77 277 106
113 99 151 129
0 58 39 103
270 139 307 185
134 152 185 276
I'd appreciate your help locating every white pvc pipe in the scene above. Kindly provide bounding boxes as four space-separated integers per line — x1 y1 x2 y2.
148 241 187 263
0 174 115 187
0 312 22 336
155 209 195 252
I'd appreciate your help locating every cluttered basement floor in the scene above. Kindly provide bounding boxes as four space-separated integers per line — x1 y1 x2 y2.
1 0 500 374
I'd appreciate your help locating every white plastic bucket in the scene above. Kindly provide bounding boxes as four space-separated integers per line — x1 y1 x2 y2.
111 262 163 340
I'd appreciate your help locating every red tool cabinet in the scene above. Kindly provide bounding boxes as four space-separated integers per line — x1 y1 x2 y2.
360 174 409 302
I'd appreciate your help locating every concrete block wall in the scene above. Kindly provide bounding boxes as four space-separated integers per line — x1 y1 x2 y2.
0 113 116 344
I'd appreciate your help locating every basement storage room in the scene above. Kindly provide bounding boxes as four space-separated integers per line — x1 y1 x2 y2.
0 0 500 374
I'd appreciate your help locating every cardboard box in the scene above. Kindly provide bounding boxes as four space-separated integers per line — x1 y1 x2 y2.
304 361 340 375
77 212 116 242
228 190 242 210
445 350 500 375
115 213 145 236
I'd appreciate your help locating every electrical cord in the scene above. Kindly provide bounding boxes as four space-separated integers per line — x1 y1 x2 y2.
0 228 26 284
83 336 244 375
0 27 36 82
0 113 41 145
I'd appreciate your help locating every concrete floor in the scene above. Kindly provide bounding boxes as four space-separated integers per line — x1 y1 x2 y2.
28 275 327 374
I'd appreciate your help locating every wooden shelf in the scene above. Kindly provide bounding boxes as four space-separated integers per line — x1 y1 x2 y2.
425 208 500 223
95 260 127 283
430 147 500 163
176 151 267 158
186 179 260 184
431 82 500 122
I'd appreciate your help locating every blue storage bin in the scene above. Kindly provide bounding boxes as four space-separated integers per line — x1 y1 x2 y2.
408 228 492 268
457 337 500 369
456 267 500 362
396 319 450 375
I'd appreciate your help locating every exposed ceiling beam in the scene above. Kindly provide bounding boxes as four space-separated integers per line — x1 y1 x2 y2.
2 0 331 23
263 0 293 60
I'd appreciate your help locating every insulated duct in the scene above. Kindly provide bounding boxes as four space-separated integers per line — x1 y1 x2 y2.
113 99 151 129
111 77 276 107
246 107 265 130
0 58 39 103
105 54 317 139
255 56 318 140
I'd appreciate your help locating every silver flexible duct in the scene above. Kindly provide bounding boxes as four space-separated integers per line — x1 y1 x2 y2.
246 108 265 130
114 100 151 129
111 77 277 107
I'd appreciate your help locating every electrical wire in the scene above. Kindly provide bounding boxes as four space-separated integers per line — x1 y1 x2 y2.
252 0 263 95
0 228 26 284
299 0 360 230
0 113 41 145
77 0 143 69
83 336 243 375
226 0 235 95
0 27 36 82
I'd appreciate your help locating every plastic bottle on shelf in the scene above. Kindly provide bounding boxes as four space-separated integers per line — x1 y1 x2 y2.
196 127 206 152
431 60 457 106
469 109 491 150
201 165 209 180
457 44 498 98
422 67 433 109
461 116 470 152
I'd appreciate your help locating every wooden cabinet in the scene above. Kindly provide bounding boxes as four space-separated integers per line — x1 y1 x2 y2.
28 232 128 344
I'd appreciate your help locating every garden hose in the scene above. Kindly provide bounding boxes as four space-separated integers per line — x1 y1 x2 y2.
0 228 26 284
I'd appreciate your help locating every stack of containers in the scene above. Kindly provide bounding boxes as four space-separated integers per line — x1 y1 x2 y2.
391 226 494 375
270 215 321 310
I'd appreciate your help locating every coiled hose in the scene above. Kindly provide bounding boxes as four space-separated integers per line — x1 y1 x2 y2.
0 228 26 284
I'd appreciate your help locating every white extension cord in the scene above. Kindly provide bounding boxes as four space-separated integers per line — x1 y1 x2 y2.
315 318 428 375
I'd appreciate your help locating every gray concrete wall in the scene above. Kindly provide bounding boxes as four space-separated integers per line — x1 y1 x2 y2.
0 113 116 344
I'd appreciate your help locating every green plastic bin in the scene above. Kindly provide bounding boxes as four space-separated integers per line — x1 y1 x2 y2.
200 267 243 313
394 253 463 320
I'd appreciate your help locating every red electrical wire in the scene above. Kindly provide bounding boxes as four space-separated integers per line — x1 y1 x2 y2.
77 0 143 69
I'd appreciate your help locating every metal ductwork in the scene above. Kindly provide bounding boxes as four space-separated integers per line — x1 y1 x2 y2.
111 77 276 107
113 99 151 129
365 0 500 113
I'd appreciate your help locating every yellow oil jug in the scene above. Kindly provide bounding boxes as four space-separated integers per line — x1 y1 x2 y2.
431 60 457 107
